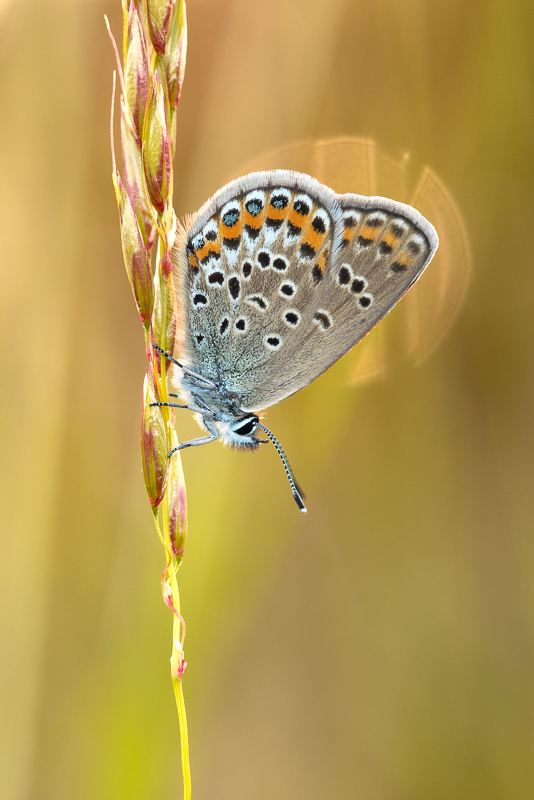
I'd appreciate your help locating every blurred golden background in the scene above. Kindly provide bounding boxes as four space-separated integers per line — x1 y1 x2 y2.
1 1 534 798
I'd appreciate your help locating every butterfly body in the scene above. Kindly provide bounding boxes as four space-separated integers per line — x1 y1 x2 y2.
175 369 262 450
167 170 438 508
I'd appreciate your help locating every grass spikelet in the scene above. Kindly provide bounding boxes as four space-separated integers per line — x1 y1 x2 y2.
107 2 190 797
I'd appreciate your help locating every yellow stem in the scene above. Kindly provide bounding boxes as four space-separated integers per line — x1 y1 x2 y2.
153 506 190 799
173 676 191 800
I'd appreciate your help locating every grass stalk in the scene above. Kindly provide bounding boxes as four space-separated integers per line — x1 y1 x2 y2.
108 1 190 795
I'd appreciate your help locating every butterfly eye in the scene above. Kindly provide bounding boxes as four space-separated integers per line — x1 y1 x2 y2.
233 416 258 436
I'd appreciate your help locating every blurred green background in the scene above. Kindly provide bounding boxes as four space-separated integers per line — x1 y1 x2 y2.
2 1 534 798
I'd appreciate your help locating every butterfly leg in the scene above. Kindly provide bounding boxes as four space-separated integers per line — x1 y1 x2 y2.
168 435 217 457
150 398 217 420
150 401 189 410
152 344 216 388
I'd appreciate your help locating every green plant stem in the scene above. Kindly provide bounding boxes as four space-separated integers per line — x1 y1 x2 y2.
153 508 191 799
173 672 191 800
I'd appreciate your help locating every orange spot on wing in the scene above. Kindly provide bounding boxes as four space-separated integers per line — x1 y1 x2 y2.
243 205 266 230
381 231 400 249
358 226 379 242
342 224 356 245
315 250 328 275
219 214 243 240
196 241 211 262
288 205 311 229
395 252 411 267
267 205 289 222
302 226 326 254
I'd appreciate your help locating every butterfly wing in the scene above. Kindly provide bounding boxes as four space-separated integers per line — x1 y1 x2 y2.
173 171 438 411
173 170 341 384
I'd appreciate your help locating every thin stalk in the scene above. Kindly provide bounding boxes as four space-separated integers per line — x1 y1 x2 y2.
173 678 191 800
154 508 191 798
110 1 191 794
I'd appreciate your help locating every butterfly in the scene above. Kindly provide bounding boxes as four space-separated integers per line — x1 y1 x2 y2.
154 169 438 513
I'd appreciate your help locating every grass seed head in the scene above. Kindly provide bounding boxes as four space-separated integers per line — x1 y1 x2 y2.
147 0 175 54
120 102 156 249
164 0 187 107
142 71 172 213
141 372 170 509
152 268 176 362
124 4 151 148
116 175 154 325
164 430 188 563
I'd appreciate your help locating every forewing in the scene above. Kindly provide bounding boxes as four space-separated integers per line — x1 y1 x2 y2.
173 170 340 382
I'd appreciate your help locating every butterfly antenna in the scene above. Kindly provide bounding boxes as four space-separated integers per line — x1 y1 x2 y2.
258 423 307 514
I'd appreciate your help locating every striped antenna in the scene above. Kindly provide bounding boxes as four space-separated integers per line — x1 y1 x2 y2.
258 423 307 514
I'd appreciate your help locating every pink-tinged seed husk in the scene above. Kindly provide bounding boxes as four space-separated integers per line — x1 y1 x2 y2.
161 576 178 613
141 373 169 508
142 72 172 213
120 102 156 249
164 0 187 107
163 430 188 563
147 0 174 54
116 175 154 324
152 268 176 361
171 638 186 680
124 5 151 148
161 244 173 277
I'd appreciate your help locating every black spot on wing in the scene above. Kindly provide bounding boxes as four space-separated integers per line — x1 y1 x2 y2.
223 236 241 250
351 278 365 294
245 198 263 216
222 209 240 227
265 217 283 229
271 194 289 209
280 283 295 297
228 276 240 300
287 222 302 237
391 223 405 238
294 199 310 215
257 251 270 269
311 216 326 233
314 311 332 330
311 264 323 283
300 243 316 259
248 295 268 310
338 266 351 285
285 311 299 326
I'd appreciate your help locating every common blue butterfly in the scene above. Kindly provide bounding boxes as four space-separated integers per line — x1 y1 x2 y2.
154 169 438 512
